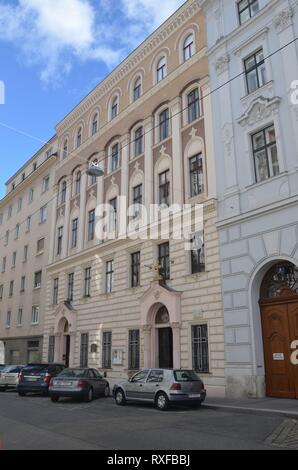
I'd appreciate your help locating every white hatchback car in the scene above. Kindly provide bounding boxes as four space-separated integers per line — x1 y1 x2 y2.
0 365 24 391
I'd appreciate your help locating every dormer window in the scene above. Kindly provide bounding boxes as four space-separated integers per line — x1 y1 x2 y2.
237 0 259 25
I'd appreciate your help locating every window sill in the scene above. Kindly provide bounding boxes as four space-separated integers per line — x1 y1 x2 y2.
245 171 288 190
152 136 172 150
31 323 39 327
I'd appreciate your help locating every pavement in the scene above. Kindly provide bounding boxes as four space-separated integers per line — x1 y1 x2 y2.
0 390 298 450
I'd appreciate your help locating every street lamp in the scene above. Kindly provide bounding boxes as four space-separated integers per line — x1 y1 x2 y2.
86 161 104 178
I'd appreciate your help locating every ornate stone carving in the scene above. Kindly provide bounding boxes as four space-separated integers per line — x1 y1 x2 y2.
274 7 293 33
238 96 281 128
215 54 230 76
189 127 198 139
222 123 234 158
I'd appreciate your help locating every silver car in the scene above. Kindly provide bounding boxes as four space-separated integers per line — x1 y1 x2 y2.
0 365 24 391
113 369 206 411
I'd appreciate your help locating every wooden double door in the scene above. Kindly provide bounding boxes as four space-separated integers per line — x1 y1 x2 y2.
261 300 298 399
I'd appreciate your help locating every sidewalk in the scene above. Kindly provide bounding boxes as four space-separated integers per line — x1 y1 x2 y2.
204 396 298 419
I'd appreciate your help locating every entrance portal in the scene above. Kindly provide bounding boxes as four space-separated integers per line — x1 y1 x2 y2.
260 262 298 399
156 307 173 369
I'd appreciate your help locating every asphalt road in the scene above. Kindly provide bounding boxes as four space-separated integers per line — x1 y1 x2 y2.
0 390 294 450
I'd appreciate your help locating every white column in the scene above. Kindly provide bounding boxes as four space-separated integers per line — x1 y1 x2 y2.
62 176 72 258
97 151 105 207
144 117 154 210
143 325 152 369
171 323 181 369
49 185 59 264
170 97 184 205
78 168 87 251
69 332 76 368
201 78 217 200
119 134 130 238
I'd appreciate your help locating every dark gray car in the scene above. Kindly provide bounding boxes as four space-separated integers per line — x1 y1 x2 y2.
49 368 110 403
113 369 206 411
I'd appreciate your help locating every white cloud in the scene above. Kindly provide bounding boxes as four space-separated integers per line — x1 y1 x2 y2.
0 0 185 86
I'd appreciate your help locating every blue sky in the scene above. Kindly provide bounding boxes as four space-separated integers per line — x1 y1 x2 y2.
0 0 185 198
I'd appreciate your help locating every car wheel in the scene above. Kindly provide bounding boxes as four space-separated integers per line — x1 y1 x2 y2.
85 388 94 403
104 385 110 398
115 388 126 406
18 392 26 397
51 396 59 403
156 392 169 411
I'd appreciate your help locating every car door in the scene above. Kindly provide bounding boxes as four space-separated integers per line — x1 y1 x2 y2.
125 370 149 399
92 369 106 395
143 370 164 401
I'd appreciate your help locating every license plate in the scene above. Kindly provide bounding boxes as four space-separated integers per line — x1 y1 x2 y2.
189 394 201 398
59 382 72 387
26 377 38 382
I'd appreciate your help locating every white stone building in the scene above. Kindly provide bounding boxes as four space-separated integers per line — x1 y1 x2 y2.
199 0 298 398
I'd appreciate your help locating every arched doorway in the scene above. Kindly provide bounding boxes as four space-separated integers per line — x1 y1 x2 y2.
259 262 298 399
155 306 173 369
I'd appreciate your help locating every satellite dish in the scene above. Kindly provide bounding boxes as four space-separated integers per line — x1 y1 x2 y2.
87 161 104 177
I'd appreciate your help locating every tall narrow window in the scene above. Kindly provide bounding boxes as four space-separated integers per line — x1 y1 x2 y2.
84 267 91 297
90 159 98 185
132 184 143 219
9 281 14 297
128 330 140 370
40 205 48 223
88 209 95 241
57 227 63 255
159 170 170 207
75 171 81 194
190 154 204 197
34 271 42 289
92 114 98 135
111 98 118 120
183 34 195 61
48 336 55 363
31 306 40 325
109 198 117 233
18 308 23 327
157 57 166 82
106 261 114 294
252 125 279 182
68 273 74 302
188 88 200 123
192 324 209 373
61 181 67 204
134 127 144 157
133 78 142 101
158 242 170 281
111 143 120 172
102 332 112 369
53 278 59 305
71 218 78 249
6 311 11 328
77 127 82 148
80 333 89 368
191 232 205 274
244 49 266 94
238 0 259 25
159 109 169 141
131 252 141 288
63 140 68 159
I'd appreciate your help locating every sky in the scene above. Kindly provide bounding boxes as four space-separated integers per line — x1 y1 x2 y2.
0 0 185 198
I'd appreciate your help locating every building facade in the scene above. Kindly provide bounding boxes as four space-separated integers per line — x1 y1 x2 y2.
42 0 226 397
0 139 58 364
200 0 298 398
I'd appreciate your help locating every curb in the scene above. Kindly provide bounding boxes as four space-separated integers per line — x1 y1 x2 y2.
203 403 298 419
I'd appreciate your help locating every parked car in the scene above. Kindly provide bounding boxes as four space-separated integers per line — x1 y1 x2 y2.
113 369 206 411
0 365 5 372
0 365 24 391
17 364 65 396
49 368 110 403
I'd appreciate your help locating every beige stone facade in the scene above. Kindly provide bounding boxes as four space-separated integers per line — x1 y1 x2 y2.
0 138 58 364
42 0 225 397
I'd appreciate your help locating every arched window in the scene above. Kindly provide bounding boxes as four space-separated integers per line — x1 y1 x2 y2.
133 78 142 101
187 88 200 123
60 180 67 204
157 57 166 83
75 171 81 194
111 97 119 120
261 262 298 299
76 128 82 148
159 108 170 142
91 114 99 136
62 139 68 159
183 34 195 62
134 127 144 157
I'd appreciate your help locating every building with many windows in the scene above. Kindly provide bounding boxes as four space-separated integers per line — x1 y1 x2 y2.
0 138 58 364
199 0 298 398
41 0 226 397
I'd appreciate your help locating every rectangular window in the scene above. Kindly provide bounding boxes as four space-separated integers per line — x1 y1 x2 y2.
68 273 74 302
31 306 40 325
21 276 26 293
109 198 117 233
12 251 17 268
71 218 78 248
4 231 9 246
57 227 63 255
6 311 11 328
158 242 170 281
159 170 170 207
134 127 144 157
128 330 140 370
192 324 209 373
132 184 143 219
80 333 89 368
111 143 120 172
23 245 28 263
40 205 48 223
17 308 23 326
188 88 200 123
88 209 95 241
191 232 205 274
48 336 55 363
189 154 204 197
159 109 169 141
42 176 50 193
131 252 141 288
106 261 114 294
102 332 112 369
26 216 31 232
53 278 59 305
29 188 34 203
37 238 45 254
2 257 6 273
15 224 20 240
84 267 91 297
27 341 40 363
0 284 3 300
244 49 266 94
9 281 14 297
18 198 22 212
252 125 279 182
34 271 42 289
238 0 259 25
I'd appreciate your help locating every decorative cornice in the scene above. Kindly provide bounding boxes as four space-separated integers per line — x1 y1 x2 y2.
274 6 294 33
55 1 200 135
238 96 281 128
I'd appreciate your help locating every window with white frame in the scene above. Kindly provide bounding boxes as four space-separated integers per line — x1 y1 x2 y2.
75 171 81 194
159 108 170 142
29 188 34 203
40 205 48 223
106 260 114 294
157 57 166 83
31 306 40 325
37 238 45 254
159 170 170 207
111 143 120 172
26 216 31 232
192 324 209 373
237 0 259 25
88 209 95 241
71 218 78 248
60 180 67 204
53 278 59 305
189 154 204 197
6 311 11 328
109 197 117 233
244 49 266 94
188 88 200 123
191 232 205 274
12 251 16 268
183 34 195 62
57 226 63 255
34 271 42 289
252 125 279 183
15 223 20 239
18 308 23 327
42 175 50 193
133 77 142 101
134 127 144 157
23 245 28 262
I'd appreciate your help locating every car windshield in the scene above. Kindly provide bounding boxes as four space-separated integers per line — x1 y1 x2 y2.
58 369 87 378
2 366 23 373
23 366 48 375
174 370 200 382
